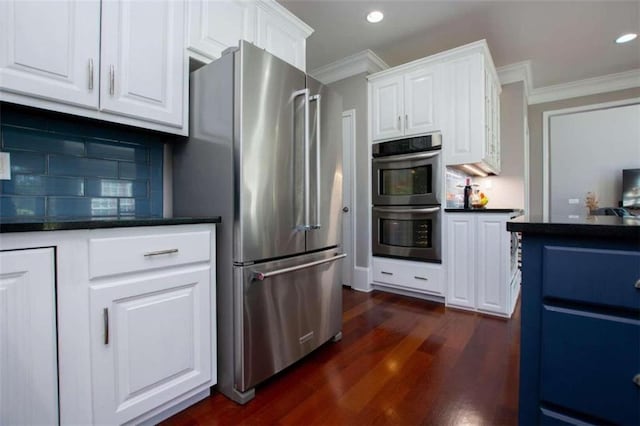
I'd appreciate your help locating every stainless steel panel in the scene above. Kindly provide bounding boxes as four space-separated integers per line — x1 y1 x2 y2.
372 148 442 206
306 77 343 252
235 249 343 391
372 205 442 262
235 42 307 263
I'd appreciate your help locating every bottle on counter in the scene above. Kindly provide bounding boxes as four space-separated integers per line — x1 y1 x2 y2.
463 178 472 209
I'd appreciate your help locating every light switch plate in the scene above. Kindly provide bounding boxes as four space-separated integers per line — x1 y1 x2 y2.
0 152 10 180
568 198 580 205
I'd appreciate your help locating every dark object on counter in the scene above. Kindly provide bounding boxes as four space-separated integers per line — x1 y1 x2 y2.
463 178 472 210
590 207 634 217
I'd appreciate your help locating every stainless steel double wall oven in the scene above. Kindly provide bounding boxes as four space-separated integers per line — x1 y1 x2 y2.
372 134 442 262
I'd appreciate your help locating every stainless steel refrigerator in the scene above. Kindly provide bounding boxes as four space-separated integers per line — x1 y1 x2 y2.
173 41 344 404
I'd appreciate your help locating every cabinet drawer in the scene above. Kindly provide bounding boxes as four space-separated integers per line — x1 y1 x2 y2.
89 230 211 278
540 306 640 425
373 258 443 295
543 246 640 311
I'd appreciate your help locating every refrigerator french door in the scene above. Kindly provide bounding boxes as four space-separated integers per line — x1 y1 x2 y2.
172 40 344 404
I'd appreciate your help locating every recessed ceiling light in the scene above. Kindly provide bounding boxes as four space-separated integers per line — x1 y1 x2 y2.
367 10 384 24
616 33 637 44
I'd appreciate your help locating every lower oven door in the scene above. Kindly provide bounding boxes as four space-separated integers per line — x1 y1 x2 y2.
372 205 441 263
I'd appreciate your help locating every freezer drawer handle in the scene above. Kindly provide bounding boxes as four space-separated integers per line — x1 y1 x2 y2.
253 253 347 281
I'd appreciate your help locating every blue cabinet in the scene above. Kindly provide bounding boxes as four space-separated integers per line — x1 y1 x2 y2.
518 235 640 425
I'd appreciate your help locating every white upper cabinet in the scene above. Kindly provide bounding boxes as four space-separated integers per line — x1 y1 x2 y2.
404 66 438 136
441 46 501 175
0 0 100 109
370 75 404 141
254 1 309 71
187 0 255 64
100 0 185 128
370 62 440 142
186 0 313 71
0 0 187 135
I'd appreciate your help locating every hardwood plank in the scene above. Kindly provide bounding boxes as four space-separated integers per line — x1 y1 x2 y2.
161 288 520 426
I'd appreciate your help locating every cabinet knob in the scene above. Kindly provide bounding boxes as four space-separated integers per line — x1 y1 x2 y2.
635 279 640 289
634 374 640 387
342 206 349 213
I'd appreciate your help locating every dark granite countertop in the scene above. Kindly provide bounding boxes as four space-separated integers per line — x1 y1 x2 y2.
445 208 524 217
507 215 640 240
0 217 221 233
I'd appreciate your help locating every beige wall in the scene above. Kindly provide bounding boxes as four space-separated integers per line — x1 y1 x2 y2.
329 73 369 268
527 87 640 217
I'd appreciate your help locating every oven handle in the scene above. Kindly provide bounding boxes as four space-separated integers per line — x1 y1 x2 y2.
373 206 441 214
373 150 440 163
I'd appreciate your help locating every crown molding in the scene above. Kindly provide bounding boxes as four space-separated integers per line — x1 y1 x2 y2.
529 68 640 105
309 50 389 85
497 61 533 96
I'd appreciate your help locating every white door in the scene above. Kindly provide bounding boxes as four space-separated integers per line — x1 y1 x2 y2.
476 216 507 314
100 0 185 128
446 215 476 308
90 267 211 425
0 0 100 109
0 248 58 426
341 110 355 287
186 0 255 62
371 75 404 141
404 65 438 136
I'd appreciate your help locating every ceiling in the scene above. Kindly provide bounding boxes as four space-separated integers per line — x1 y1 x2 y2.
278 0 640 88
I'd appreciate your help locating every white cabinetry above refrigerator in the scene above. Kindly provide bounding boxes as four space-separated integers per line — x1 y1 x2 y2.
186 0 313 71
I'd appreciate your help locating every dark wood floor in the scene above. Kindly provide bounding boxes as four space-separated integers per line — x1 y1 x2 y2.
162 288 520 425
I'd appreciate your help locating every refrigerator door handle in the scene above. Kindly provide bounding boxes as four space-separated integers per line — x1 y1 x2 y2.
310 94 322 229
293 88 311 230
252 253 347 281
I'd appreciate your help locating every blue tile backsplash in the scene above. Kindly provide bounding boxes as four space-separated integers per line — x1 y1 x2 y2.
0 104 169 220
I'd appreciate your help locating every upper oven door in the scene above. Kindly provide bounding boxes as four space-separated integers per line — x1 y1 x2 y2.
372 149 441 206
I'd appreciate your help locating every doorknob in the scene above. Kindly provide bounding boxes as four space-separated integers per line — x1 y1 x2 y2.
342 206 349 213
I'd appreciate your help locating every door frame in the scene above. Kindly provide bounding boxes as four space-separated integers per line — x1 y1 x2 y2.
342 109 356 287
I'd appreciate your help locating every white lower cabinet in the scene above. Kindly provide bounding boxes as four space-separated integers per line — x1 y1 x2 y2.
0 224 217 425
446 213 520 317
0 248 58 426
372 257 444 296
90 268 211 425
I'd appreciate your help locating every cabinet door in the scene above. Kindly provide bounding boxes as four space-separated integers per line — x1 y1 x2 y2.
371 75 404 141
0 0 100 109
492 80 501 174
0 248 58 426
90 267 211 425
476 216 508 314
443 54 484 165
446 215 476 308
187 0 255 63
100 0 185 128
255 3 307 71
404 65 438 136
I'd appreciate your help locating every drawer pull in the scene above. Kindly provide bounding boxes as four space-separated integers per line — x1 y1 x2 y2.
634 374 640 387
635 279 640 289
414 276 428 281
381 271 393 275
144 248 179 257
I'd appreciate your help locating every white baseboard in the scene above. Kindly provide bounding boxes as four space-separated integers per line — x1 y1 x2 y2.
351 266 371 292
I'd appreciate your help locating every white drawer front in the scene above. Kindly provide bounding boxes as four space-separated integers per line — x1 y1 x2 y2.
89 231 211 279
372 257 444 296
